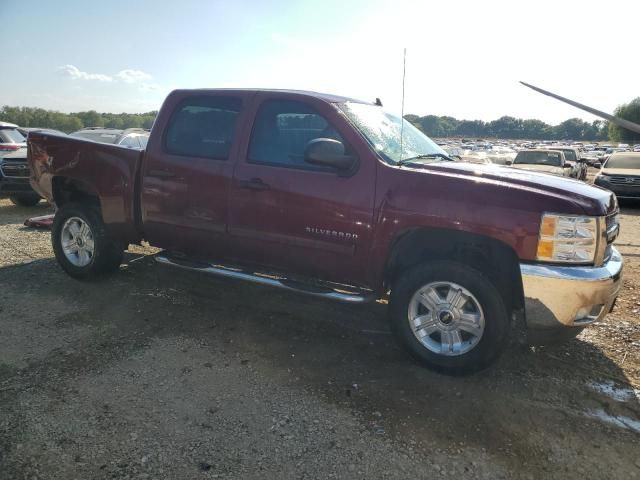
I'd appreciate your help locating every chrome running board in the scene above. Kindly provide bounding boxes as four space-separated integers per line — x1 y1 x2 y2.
155 254 375 304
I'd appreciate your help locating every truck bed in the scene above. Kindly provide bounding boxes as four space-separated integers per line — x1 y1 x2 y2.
28 132 143 243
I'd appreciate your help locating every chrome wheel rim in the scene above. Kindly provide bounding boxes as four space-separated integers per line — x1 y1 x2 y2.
61 217 95 267
408 281 485 356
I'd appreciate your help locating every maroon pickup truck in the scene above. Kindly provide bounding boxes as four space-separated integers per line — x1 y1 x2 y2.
27 89 623 373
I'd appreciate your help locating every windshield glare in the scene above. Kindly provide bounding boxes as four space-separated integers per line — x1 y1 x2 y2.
339 102 447 164
605 155 640 169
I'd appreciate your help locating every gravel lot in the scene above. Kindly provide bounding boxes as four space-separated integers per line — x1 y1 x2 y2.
1 196 639 479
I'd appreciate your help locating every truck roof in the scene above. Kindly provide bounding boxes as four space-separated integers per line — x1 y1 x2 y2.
168 88 374 105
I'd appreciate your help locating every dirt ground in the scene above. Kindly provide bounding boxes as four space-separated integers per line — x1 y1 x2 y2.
0 196 638 480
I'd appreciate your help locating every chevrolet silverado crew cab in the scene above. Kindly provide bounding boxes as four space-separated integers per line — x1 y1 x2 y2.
27 89 623 373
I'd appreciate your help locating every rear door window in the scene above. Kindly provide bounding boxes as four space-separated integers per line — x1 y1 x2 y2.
164 96 242 160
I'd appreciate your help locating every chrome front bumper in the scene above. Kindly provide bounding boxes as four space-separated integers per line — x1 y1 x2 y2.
520 247 623 330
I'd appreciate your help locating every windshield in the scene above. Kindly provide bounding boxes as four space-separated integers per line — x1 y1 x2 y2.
514 151 562 167
605 154 640 169
557 149 577 161
339 102 447 164
0 128 26 144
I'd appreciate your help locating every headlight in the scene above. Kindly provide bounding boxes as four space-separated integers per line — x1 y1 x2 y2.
536 213 601 264
595 175 610 183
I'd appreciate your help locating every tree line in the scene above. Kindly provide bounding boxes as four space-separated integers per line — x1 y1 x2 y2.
404 114 609 141
405 97 640 142
2 96 639 141
0 106 157 133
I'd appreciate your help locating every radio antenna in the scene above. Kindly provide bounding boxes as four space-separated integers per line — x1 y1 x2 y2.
400 48 407 161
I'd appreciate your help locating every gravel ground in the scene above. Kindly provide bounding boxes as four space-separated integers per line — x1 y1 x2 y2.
0 197 639 479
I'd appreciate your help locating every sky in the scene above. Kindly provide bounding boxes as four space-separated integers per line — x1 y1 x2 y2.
0 0 638 124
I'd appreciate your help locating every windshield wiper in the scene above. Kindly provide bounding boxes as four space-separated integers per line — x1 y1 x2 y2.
397 153 453 166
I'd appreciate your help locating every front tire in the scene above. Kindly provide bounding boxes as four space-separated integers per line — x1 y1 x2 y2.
390 261 510 375
52 203 124 279
10 194 41 207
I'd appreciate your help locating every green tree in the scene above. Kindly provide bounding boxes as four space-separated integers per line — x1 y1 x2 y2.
553 118 591 140
608 98 640 143
521 119 550 140
105 117 125 129
456 120 487 138
76 110 104 127
418 115 446 137
488 116 523 138
141 115 156 129
592 120 608 141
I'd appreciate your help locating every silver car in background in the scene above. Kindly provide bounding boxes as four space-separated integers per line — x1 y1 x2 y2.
70 127 150 149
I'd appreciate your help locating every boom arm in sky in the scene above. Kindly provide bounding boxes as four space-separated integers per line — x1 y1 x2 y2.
520 81 640 136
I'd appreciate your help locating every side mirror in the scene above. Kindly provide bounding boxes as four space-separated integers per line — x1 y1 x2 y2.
304 138 355 172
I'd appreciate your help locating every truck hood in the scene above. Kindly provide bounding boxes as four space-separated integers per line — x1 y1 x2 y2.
416 161 616 216
1 148 27 161
509 164 565 175
600 167 640 176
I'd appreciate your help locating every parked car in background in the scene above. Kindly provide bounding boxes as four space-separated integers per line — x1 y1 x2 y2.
70 127 150 149
485 146 517 165
547 146 587 180
582 150 604 167
27 88 622 374
0 147 42 206
0 121 27 158
458 150 493 165
510 149 574 177
594 152 640 200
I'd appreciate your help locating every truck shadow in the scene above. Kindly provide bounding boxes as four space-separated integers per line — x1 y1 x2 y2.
1 255 638 474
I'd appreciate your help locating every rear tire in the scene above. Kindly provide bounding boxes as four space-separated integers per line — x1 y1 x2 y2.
10 194 41 207
51 202 124 279
389 260 510 375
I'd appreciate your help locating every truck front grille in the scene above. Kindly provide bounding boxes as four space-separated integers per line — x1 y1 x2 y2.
0 162 30 178
609 175 640 186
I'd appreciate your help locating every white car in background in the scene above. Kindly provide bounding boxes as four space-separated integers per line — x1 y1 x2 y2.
510 149 574 177
485 146 517 165
0 121 27 158
459 150 493 165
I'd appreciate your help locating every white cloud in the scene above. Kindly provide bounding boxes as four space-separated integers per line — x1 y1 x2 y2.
58 64 113 82
58 65 153 86
116 69 153 83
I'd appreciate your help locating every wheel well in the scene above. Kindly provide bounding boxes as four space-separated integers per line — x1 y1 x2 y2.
52 177 101 210
385 228 524 314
